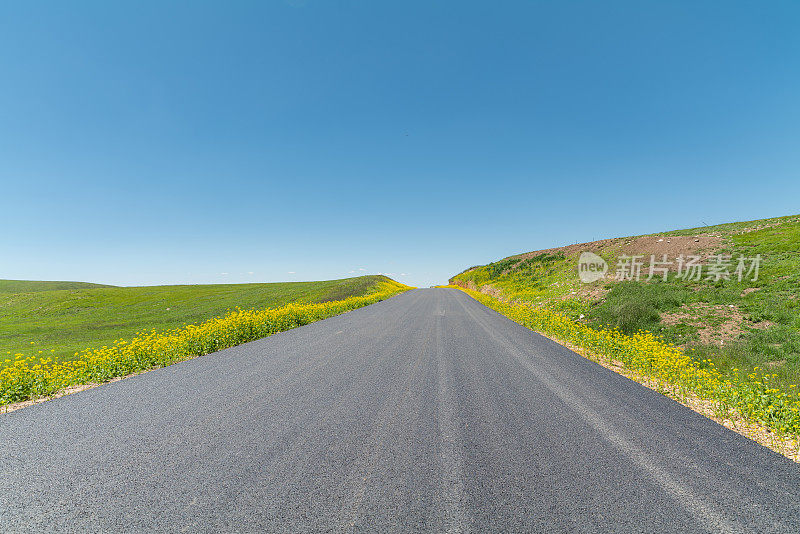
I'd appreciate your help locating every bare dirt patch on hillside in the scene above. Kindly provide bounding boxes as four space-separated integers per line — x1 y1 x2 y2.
661 303 772 346
511 234 724 271
479 284 505 300
577 283 610 303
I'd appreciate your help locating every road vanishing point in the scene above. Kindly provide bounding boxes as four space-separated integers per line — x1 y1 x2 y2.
3 288 800 532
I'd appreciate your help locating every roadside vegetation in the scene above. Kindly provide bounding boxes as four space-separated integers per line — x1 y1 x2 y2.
450 214 800 451
1 276 391 368
1 276 411 408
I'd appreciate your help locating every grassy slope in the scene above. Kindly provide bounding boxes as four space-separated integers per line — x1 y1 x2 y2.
1 275 391 366
451 214 800 391
0 280 115 293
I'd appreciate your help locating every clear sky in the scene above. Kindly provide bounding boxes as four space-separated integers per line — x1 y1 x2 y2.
2 1 799 288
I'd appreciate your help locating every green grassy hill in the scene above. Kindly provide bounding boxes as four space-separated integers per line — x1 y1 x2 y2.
1 275 391 366
451 214 800 392
0 280 116 293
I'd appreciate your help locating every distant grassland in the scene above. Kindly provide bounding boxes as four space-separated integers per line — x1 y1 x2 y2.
1 275 390 366
0 280 115 293
1 277 411 407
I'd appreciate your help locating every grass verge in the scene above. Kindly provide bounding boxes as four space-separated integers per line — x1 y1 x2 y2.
1 276 394 367
449 285 800 461
1 278 411 409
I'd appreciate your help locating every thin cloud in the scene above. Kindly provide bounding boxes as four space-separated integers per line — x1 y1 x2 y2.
287 271 296 274
358 268 366 271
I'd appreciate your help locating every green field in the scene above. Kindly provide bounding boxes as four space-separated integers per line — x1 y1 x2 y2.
451 214 800 392
1 275 390 367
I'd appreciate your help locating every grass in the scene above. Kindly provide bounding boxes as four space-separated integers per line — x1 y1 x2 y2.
0 280 115 293
0 275 394 367
589 282 689 335
450 214 800 399
1 277 412 407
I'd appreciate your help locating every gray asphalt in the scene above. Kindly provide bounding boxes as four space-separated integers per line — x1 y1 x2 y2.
3 288 800 533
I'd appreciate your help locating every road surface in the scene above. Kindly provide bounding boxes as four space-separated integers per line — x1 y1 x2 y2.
3 288 800 532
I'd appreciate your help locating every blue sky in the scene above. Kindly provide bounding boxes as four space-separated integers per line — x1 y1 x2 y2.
2 1 799 288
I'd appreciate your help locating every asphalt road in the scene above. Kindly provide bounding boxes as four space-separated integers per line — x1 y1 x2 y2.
3 288 800 533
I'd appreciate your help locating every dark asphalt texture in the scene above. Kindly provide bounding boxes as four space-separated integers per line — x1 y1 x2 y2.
3 288 800 533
